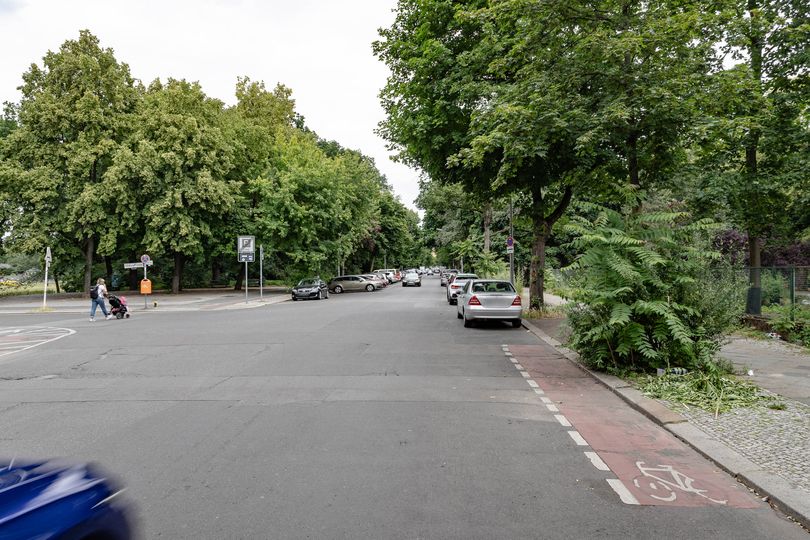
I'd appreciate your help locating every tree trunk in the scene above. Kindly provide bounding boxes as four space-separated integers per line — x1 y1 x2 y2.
746 235 762 315
172 252 184 294
212 259 221 283
234 263 244 291
483 202 492 253
529 222 547 310
528 186 573 310
83 236 94 297
104 256 113 288
744 0 763 316
369 254 376 273
53 272 60 294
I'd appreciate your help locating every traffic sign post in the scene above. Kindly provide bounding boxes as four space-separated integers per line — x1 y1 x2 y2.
43 247 52 308
259 245 264 301
238 236 255 304
124 256 153 309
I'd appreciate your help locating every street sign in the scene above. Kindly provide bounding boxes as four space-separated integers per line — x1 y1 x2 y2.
238 235 255 254
140 254 151 264
506 236 514 247
239 253 255 263
45 247 52 264
124 261 153 269
506 246 514 254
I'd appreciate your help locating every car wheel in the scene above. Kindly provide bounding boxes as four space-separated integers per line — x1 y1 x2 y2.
292 297 298 301
457 311 462 319
318 291 323 300
512 319 522 328
464 316 473 328
366 284 375 292
417 283 421 287
334 285 343 294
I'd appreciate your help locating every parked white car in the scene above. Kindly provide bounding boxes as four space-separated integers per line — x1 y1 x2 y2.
456 279 522 328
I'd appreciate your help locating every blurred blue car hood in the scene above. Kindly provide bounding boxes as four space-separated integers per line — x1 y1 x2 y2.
0 459 133 539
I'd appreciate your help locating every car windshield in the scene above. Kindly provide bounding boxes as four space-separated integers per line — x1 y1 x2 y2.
297 280 318 287
406 273 418 278
472 281 515 293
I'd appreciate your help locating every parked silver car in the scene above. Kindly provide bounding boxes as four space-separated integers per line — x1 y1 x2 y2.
329 275 377 293
402 271 421 287
456 279 522 328
446 273 478 304
440 269 458 287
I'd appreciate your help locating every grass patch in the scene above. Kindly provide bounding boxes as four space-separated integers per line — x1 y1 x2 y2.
31 306 55 313
0 284 57 298
637 371 782 416
523 305 566 319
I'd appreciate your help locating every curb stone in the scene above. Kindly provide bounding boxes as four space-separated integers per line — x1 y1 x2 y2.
522 319 810 530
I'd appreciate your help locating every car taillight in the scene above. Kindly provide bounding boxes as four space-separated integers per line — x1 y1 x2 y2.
468 295 481 305
512 296 522 306
451 284 461 289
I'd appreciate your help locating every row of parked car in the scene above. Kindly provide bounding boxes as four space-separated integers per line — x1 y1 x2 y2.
291 269 415 300
439 269 523 328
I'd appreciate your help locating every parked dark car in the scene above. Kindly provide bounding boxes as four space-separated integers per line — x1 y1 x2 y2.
0 459 135 539
291 278 329 300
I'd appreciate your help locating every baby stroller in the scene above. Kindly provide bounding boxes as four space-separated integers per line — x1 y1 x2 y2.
108 295 130 319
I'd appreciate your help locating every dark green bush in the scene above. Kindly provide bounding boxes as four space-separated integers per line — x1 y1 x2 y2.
562 205 743 372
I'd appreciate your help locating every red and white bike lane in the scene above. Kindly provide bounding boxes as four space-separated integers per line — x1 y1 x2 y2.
505 343 759 509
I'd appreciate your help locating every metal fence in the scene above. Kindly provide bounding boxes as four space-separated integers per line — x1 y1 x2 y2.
745 266 810 319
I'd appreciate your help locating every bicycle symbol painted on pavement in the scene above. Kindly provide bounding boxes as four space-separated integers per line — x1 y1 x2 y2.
632 461 728 505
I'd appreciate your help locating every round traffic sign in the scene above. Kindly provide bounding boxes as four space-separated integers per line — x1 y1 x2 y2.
140 254 151 264
506 236 514 247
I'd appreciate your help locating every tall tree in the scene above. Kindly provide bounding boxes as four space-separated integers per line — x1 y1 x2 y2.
108 79 235 293
4 30 140 293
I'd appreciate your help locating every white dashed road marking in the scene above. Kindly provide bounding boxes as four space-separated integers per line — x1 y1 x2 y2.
567 431 588 446
584 451 610 471
607 479 640 505
554 414 572 427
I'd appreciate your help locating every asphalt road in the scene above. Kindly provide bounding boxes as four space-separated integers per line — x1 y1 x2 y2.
0 276 804 539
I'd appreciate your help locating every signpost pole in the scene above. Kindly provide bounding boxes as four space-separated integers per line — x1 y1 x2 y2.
43 247 51 308
259 245 264 301
245 261 249 304
509 197 514 286
144 263 148 309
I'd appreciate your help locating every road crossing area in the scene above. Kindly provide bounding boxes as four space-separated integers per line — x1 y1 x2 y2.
0 327 75 359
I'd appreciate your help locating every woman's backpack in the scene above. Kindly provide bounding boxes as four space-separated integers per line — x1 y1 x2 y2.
90 285 99 299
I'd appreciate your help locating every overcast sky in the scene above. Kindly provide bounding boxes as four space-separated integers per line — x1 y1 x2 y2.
0 0 422 209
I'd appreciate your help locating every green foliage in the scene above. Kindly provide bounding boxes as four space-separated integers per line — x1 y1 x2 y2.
562 204 741 372
637 371 781 414
767 304 810 347
760 270 788 306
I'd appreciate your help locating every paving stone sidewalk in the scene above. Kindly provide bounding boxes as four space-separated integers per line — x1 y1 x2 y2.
673 396 810 495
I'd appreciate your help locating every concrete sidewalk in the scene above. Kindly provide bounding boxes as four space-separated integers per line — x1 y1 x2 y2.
522 318 810 529
0 289 290 314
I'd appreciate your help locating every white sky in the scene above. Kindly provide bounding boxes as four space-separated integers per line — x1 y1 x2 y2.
0 0 422 209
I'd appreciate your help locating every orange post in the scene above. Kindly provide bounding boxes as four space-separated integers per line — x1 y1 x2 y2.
140 279 152 295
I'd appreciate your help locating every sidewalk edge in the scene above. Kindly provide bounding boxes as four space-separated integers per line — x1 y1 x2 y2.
522 318 810 529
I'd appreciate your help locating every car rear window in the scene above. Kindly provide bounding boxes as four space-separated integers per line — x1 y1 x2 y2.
456 274 478 280
472 281 515 293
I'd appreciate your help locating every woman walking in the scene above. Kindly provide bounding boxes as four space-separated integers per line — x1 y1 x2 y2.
89 278 113 322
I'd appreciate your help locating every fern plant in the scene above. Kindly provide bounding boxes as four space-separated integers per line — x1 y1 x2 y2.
561 204 734 372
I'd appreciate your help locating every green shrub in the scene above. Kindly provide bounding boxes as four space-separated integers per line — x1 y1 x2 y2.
760 271 788 306
768 304 810 347
561 204 738 373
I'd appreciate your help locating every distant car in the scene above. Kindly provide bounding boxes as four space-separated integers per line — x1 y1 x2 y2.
374 269 401 282
0 459 135 539
361 274 388 289
446 273 478 304
440 269 459 287
291 278 329 301
329 275 377 293
402 272 421 287
456 279 522 328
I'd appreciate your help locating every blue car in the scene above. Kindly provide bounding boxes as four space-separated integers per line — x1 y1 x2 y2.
0 459 135 539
